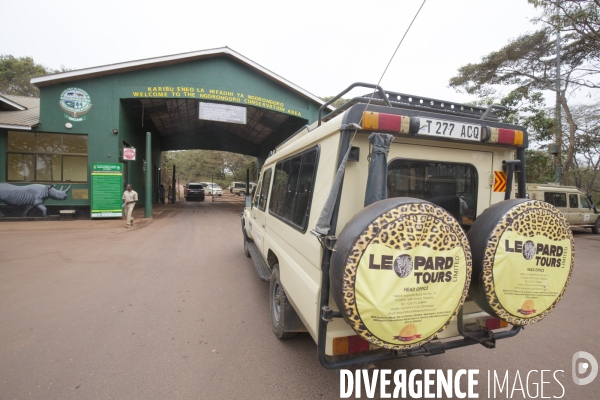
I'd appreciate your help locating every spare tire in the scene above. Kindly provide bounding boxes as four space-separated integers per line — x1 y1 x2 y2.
330 198 472 350
467 199 575 326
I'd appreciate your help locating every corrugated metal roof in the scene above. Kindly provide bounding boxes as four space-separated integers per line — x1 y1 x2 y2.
0 94 40 110
0 95 40 129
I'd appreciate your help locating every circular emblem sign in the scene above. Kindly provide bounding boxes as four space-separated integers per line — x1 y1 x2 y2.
59 88 92 121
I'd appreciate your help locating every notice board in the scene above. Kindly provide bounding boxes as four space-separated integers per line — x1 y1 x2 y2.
91 163 123 218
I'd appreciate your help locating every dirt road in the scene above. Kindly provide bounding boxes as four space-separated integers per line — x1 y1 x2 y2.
0 200 599 399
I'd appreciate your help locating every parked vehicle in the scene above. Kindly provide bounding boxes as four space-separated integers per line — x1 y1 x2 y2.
229 181 256 196
184 183 205 201
201 182 223 196
241 83 575 369
525 183 599 234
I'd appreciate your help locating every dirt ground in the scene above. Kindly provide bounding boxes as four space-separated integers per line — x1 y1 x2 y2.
0 200 599 399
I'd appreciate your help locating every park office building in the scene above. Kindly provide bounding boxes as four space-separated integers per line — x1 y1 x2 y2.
0 48 329 219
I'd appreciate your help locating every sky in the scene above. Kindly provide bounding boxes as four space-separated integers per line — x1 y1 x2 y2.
1 0 571 104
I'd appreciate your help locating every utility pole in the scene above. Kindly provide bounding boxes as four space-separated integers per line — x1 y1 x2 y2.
554 15 563 184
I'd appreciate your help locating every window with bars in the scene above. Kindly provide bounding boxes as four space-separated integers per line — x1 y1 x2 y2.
387 159 478 225
7 131 88 182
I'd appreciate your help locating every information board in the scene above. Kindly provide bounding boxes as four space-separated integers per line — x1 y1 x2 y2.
91 163 123 218
199 102 247 124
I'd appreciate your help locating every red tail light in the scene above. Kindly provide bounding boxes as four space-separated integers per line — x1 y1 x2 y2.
333 335 371 355
483 127 524 145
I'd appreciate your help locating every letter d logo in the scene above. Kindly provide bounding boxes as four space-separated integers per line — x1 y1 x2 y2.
572 351 598 385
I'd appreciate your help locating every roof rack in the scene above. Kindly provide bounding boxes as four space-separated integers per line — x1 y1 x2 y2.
318 82 504 126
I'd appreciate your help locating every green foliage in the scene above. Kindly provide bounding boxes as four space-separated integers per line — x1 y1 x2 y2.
497 88 555 142
448 19 600 186
449 29 557 96
0 55 52 97
567 102 600 192
525 149 555 183
320 96 351 109
161 150 256 187
529 1 600 88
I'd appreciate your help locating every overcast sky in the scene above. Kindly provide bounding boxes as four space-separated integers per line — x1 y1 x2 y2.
3 0 574 104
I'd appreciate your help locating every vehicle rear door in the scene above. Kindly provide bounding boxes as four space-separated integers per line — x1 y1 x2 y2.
387 142 493 224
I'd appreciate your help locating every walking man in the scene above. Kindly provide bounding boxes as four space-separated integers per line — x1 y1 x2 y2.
123 184 138 228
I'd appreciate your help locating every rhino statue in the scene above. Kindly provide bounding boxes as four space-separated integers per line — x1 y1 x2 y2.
0 183 71 217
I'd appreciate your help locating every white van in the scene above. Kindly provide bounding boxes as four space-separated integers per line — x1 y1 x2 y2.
525 183 599 233
241 83 575 369
229 181 256 196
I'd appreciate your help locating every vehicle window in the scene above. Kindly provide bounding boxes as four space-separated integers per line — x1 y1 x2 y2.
544 192 567 208
283 155 302 220
269 147 319 230
569 194 578 208
580 196 591 209
387 159 478 226
253 177 263 208
271 160 291 216
258 168 272 211
189 184 202 189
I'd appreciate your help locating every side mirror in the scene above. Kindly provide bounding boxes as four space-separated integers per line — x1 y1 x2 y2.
245 196 252 208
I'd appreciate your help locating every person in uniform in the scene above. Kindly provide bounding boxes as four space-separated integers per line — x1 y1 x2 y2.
158 184 166 204
122 184 138 228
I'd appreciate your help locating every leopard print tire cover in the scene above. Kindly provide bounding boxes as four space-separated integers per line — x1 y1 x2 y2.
467 199 574 326
330 197 472 351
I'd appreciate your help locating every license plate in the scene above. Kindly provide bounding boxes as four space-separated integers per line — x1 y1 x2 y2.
418 117 482 142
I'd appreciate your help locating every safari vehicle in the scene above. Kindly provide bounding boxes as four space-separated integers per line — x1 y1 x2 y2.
241 83 575 369
229 181 256 196
525 183 599 234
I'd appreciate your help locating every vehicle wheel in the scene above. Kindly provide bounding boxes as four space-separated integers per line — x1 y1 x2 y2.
270 266 297 339
244 239 251 258
592 218 600 234
239 191 245 197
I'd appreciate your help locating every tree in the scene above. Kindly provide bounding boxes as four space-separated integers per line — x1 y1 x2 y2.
0 55 53 97
525 149 556 183
161 150 256 187
320 96 350 109
449 27 593 185
568 102 600 192
530 0 600 88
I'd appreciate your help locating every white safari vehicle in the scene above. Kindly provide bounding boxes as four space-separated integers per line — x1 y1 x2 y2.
525 183 599 234
201 182 223 196
241 83 575 369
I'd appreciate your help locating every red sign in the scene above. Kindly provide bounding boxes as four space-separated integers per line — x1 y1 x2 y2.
123 147 136 161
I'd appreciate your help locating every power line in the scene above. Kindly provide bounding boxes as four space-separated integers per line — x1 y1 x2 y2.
375 0 427 89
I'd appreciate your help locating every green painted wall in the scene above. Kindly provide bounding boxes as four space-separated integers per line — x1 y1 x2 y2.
3 55 324 212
